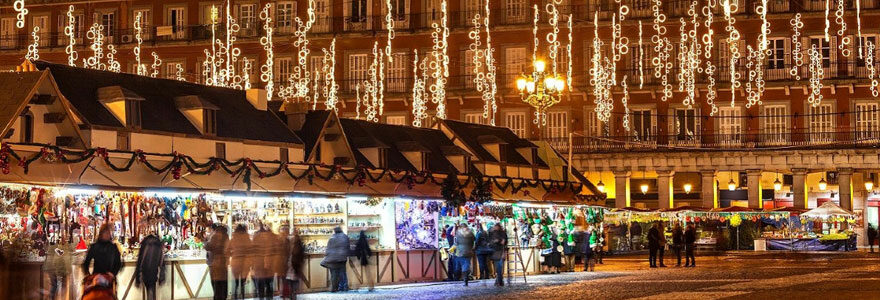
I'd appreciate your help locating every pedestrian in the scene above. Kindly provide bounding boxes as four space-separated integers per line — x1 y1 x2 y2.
657 222 667 267
630 222 643 250
647 222 660 268
134 233 165 300
353 231 375 291
488 222 508 286
597 226 607 264
252 225 276 300
542 232 563 274
444 224 459 281
562 230 576 272
474 223 492 280
322 226 350 292
227 224 252 300
205 224 229 300
672 223 684 267
572 227 584 269
81 224 122 300
275 226 291 298
44 237 73 300
684 223 697 267
455 224 476 286
285 230 305 300
868 224 878 253
582 227 594 272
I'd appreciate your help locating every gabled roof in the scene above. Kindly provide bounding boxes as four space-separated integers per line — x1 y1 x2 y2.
440 119 542 166
0 72 44 137
33 61 301 145
292 110 333 159
339 118 460 173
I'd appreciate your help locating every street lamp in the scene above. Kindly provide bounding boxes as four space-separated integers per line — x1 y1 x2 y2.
596 180 606 193
516 59 565 126
773 177 783 191
683 183 693 194
866 181 874 192
728 178 736 191
818 177 828 191
640 184 649 194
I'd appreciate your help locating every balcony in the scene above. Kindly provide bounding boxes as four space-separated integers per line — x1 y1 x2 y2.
540 131 880 154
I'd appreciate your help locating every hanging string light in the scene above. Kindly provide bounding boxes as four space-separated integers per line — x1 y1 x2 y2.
638 21 645 89
745 0 770 108
322 38 339 112
134 12 146 76
176 63 185 81
24 26 38 61
565 14 573 94
411 49 429 127
150 52 161 78
83 23 105 70
807 45 824 107
224 1 241 85
824 0 831 42
703 0 718 115
484 0 499 125
790 13 804 80
857 0 864 59
13 0 27 29
651 0 672 102
384 0 395 65
429 0 449 119
622 76 631 131
590 12 614 123
106 44 120 73
259 4 275 99
469 11 486 119
64 6 77 67
722 0 741 107
532 4 539 63
284 0 316 100
866 41 879 97
835 0 850 57
546 1 560 73
360 42 384 122
241 59 252 89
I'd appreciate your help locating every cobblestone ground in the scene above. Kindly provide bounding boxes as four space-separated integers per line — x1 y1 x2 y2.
296 251 880 300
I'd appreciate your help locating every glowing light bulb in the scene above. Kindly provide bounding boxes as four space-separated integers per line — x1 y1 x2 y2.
535 60 546 73
728 179 736 191
773 178 782 191
866 181 874 191
640 184 649 194
526 81 535 93
516 78 527 91
683 183 692 194
597 180 606 193
818 177 828 191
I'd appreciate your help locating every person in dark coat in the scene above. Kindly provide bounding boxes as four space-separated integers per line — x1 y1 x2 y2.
205 225 228 300
657 222 667 267
868 224 878 253
684 223 697 267
353 231 374 291
474 223 492 280
630 222 643 250
488 223 508 287
454 224 475 286
542 232 562 274
82 224 122 277
444 224 459 281
561 231 576 272
572 228 585 267
672 223 684 267
134 234 165 300
322 227 350 292
285 231 305 300
582 228 594 272
647 222 660 268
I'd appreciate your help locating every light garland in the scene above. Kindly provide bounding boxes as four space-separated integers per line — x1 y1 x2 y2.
360 42 384 122
13 0 27 29
546 1 560 73
224 1 241 86
106 44 120 73
411 50 429 127
532 4 539 63
83 23 105 70
703 0 718 115
285 0 317 101
790 14 804 80
565 14 572 94
176 63 185 81
866 41 879 97
322 38 339 112
429 0 449 119
484 0 498 125
835 0 850 57
24 26 38 61
857 0 864 59
722 0 741 107
241 59 252 89
64 6 77 67
807 45 824 106
748 0 770 108
134 12 146 76
259 4 275 99
622 76 631 131
824 0 831 42
638 21 645 89
150 52 161 78
651 0 672 102
590 12 614 124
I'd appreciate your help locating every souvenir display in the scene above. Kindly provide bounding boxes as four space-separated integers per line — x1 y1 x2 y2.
347 198 395 250
395 200 440 250
291 198 345 253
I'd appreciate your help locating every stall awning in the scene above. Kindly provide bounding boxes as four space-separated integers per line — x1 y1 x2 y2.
802 202 854 218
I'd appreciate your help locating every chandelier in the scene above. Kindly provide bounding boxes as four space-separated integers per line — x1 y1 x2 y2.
516 60 565 126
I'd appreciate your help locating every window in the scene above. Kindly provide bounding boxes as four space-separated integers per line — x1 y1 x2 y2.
348 54 370 91
762 105 788 144
857 36 878 68
505 47 527 87
809 103 834 142
426 0 444 22
463 112 483 124
505 112 528 138
767 38 786 69
275 57 293 86
279 148 289 164
215 142 226 159
56 13 84 45
585 109 607 137
505 0 528 24
132 9 152 40
31 16 49 47
387 52 408 92
164 60 184 80
238 4 257 36
390 0 407 21
385 115 406 125
717 106 742 143
204 109 218 135
100 12 115 42
0 18 15 49
855 102 880 140
719 39 745 81
19 111 33 143
631 109 654 141
314 0 331 32
672 107 699 143
809 37 832 68
168 7 186 40
116 131 130 151
543 111 568 139
629 0 652 17
125 100 142 128
276 1 295 33
463 49 482 90
347 0 369 29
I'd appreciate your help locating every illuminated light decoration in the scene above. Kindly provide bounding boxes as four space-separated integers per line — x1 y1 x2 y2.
721 0 741 107
744 0 770 109
83 23 106 70
824 0 831 42
866 41 879 97
612 3 629 64
322 38 339 112
835 0 850 57
565 14 572 95
590 12 615 124
807 45 825 107
259 4 275 99
857 0 864 58
224 1 242 87
790 14 804 80
284 0 316 101
676 0 701 110
411 50 429 127
384 0 395 65
150 51 161 78
355 84 362 120
622 76 631 131
532 4 539 63
106 44 120 73
545 1 562 73
134 12 147 76
360 42 385 122
64 6 77 67
24 26 38 61
484 0 498 125
517 58 565 126
428 0 449 119
241 58 252 89
311 68 320 109
684 183 692 193
203 5 225 87
703 0 718 116
638 21 645 89
13 0 27 28
651 0 672 102
728 178 736 191
175 63 185 81
469 11 487 124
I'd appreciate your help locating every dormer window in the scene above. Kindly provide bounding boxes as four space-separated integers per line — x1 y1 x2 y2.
174 95 220 135
97 86 145 128
19 110 33 143
379 148 388 168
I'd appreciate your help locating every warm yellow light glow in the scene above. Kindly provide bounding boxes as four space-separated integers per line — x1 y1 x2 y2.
683 183 692 194
526 81 535 93
516 78 527 91
773 178 782 191
818 177 828 191
534 60 546 73
866 181 874 191
728 179 736 191
597 180 606 193
640 184 649 194
544 77 555 90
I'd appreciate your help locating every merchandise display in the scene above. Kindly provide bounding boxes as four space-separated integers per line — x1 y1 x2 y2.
395 199 440 250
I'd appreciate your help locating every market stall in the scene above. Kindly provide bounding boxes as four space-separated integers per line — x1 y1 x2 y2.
761 202 856 251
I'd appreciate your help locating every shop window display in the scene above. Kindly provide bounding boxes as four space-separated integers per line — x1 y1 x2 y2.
395 199 440 250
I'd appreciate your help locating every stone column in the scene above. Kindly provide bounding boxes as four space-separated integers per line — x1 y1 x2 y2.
838 168 853 211
614 171 631 208
700 170 717 209
747 169 763 209
792 168 808 209
657 170 675 209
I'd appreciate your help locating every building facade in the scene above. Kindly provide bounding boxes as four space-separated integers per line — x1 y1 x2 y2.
1 0 879 229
